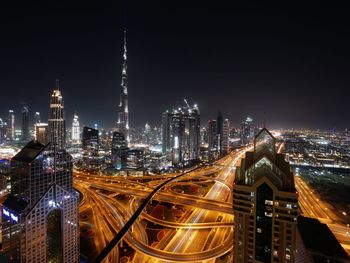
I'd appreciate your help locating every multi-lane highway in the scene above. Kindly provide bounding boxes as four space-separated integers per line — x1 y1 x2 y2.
75 148 249 262
75 143 349 262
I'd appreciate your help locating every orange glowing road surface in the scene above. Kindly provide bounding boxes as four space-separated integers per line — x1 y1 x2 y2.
75 144 349 262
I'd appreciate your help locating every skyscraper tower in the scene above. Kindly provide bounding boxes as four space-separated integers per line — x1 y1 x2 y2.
21 106 29 142
233 128 298 263
8 110 15 141
240 116 255 145
2 141 79 262
71 113 80 143
111 131 128 170
161 101 200 165
117 30 129 143
35 111 41 124
48 79 66 149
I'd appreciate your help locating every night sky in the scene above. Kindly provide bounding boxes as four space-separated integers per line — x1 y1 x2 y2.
1 1 350 130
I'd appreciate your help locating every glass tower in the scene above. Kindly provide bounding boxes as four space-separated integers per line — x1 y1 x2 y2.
1 141 79 263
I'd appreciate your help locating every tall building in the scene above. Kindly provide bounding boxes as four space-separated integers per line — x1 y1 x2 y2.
161 101 200 165
1 141 79 262
216 110 223 152
208 112 230 155
208 119 218 152
117 30 129 143
127 149 144 170
34 111 41 124
8 110 15 141
222 118 230 153
71 113 80 143
162 111 172 153
240 116 255 145
48 80 66 149
233 128 298 263
35 123 49 145
111 131 128 170
21 106 29 142
82 126 99 157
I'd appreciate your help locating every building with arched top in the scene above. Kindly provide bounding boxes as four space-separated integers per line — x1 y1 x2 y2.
233 128 298 263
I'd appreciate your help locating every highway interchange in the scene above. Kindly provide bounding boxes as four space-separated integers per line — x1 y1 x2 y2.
74 145 350 262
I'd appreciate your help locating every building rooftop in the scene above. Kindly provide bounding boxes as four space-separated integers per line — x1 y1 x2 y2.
11 140 48 163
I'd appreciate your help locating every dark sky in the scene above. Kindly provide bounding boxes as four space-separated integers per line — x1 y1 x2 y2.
1 1 350 130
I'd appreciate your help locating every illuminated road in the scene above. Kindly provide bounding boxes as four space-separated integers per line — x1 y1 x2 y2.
76 142 349 261
75 148 251 262
278 142 350 255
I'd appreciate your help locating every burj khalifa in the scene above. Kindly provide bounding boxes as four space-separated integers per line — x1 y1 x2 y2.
117 30 129 143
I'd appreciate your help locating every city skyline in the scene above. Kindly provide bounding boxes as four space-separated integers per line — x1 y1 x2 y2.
1 1 350 129
1 2 350 263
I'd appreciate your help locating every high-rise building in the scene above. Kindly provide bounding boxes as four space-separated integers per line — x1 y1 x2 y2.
200 127 208 146
35 123 49 145
117 30 129 143
127 149 144 170
8 110 15 141
222 118 230 153
48 80 66 149
21 106 29 142
233 128 298 263
1 141 79 262
0 118 6 142
240 116 255 145
208 119 218 152
161 101 200 165
71 113 80 143
208 112 230 155
82 126 99 157
34 111 41 124
216 110 223 152
162 111 172 154
111 131 128 170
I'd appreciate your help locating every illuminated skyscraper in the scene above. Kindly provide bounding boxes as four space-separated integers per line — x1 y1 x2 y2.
162 111 172 154
34 123 49 145
233 128 298 263
111 131 128 170
8 110 15 141
82 126 99 157
117 30 129 143
162 101 200 165
48 80 66 149
2 141 79 262
34 111 41 124
222 118 230 153
21 106 29 142
71 113 80 143
208 119 218 152
240 116 255 145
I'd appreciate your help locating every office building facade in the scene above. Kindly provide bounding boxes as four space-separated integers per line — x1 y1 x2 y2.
82 126 99 157
161 102 200 165
34 123 49 145
111 131 128 170
1 141 79 263
233 128 298 263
